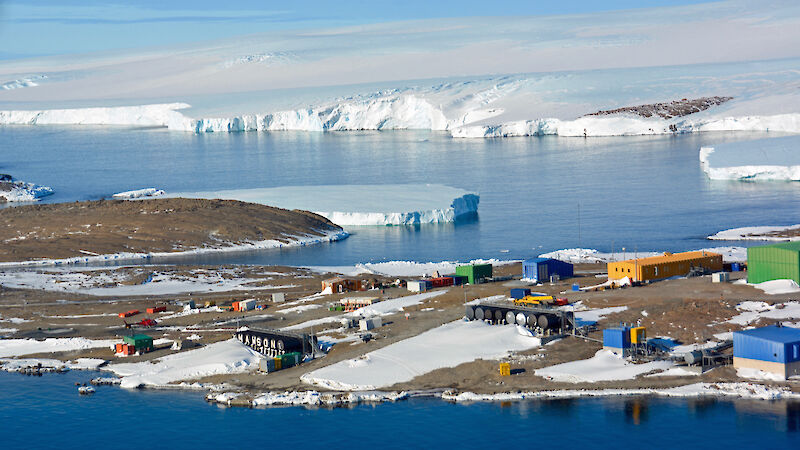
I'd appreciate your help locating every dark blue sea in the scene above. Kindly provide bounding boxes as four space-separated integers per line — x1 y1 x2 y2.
2 126 799 266
1 370 798 448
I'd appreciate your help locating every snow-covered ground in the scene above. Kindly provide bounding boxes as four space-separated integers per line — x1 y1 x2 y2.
0 177 54 202
112 188 165 199
108 338 262 389
0 357 105 372
301 319 541 390
0 337 117 358
307 259 514 277
708 224 800 241
3 3 800 138
443 382 800 402
727 300 800 325
570 304 629 325
0 267 294 296
0 228 348 268
166 185 478 226
540 247 747 263
534 350 674 383
700 135 800 181
282 291 446 331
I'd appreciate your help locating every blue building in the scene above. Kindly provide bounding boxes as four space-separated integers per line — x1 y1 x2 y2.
522 258 574 282
603 327 631 356
733 325 800 379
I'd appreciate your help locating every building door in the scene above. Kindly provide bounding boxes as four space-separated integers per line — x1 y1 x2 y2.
538 264 549 282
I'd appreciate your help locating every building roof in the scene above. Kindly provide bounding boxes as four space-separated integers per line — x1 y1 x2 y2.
611 250 721 266
734 325 800 344
523 258 551 264
752 242 800 253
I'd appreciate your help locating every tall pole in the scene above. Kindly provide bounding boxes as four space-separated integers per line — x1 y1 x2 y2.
577 202 581 249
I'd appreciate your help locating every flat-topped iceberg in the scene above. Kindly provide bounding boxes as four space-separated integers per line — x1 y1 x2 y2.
112 188 165 199
165 184 479 226
700 135 800 181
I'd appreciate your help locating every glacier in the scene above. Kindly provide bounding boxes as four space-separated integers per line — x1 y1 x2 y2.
164 184 479 226
700 135 800 181
3 3 800 139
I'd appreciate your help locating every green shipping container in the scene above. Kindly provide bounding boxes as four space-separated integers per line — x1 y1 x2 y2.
123 334 154 351
455 264 493 284
747 242 800 284
280 352 302 368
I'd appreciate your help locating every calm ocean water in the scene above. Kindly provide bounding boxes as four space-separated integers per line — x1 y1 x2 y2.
3 126 799 266
0 370 797 449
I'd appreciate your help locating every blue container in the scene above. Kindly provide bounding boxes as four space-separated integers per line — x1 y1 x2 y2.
522 258 574 282
572 283 580 292
734 326 800 363
603 328 631 349
510 288 532 299
731 263 741 272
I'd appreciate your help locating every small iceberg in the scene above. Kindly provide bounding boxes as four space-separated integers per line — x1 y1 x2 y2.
77 385 95 395
0 174 54 203
164 184 479 226
700 135 800 181
112 188 165 199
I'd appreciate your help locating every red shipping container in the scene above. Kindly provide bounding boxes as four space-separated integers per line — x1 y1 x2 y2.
146 306 166 314
554 298 569 306
430 277 455 288
232 301 241 312
118 310 140 318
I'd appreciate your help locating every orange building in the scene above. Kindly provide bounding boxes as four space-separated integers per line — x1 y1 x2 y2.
607 251 722 282
321 277 364 293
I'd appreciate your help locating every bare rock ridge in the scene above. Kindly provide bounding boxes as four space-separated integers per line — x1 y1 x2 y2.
587 96 733 119
0 198 342 262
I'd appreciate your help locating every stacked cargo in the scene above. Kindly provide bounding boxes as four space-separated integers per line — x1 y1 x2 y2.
122 334 154 353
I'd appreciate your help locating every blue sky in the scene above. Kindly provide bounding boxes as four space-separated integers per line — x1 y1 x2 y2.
0 1 716 59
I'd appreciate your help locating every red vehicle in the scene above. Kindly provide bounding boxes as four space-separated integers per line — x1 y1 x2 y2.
146 306 166 314
124 318 157 328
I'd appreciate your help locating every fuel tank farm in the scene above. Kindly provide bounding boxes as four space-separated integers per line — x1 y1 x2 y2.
465 301 575 335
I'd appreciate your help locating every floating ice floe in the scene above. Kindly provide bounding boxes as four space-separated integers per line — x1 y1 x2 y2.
166 184 479 226
700 135 800 181
112 188 165 199
708 224 800 241
301 319 541 391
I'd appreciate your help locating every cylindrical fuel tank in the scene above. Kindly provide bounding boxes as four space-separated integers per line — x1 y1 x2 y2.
516 313 527 326
506 311 517 325
465 305 475 320
538 314 560 330
474 307 485 321
527 314 539 327
494 309 505 322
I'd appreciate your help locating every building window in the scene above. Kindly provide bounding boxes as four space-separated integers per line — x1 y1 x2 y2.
795 344 799 360
654 267 659 276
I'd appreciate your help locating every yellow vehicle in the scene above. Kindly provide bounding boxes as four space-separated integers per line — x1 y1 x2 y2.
514 295 554 306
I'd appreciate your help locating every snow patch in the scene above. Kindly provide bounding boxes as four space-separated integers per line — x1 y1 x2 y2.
112 188 165 199
301 319 541 390
0 337 117 358
534 350 673 383
108 338 262 388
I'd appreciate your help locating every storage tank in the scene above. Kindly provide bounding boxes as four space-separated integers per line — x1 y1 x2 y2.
527 314 539 327
474 307 485 321
465 305 475 320
494 309 505 322
685 350 703 365
516 313 527 326
505 311 517 325
538 314 560 330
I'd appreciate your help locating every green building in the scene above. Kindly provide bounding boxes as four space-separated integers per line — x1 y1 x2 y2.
123 334 154 352
747 242 800 284
455 264 493 284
